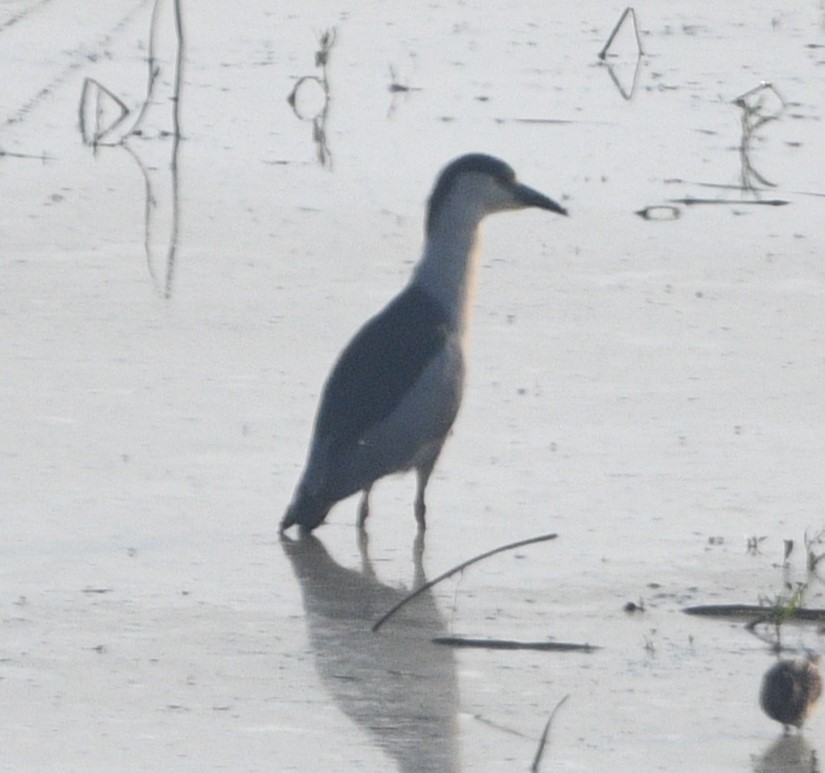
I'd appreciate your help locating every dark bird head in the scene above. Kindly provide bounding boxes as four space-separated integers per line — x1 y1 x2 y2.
425 153 567 236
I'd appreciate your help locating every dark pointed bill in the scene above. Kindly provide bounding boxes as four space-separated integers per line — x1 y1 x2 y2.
513 182 568 216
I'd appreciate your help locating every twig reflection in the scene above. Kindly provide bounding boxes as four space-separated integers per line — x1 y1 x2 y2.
78 0 184 298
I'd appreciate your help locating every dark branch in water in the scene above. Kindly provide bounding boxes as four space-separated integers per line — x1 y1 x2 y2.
668 197 789 207
683 604 825 621
636 205 681 221
666 178 825 199
530 694 570 773
432 638 597 652
0 148 53 162
372 532 558 632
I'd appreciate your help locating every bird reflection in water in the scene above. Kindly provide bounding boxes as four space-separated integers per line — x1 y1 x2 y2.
281 533 460 772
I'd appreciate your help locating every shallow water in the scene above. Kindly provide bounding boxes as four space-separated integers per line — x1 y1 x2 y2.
2 1 825 770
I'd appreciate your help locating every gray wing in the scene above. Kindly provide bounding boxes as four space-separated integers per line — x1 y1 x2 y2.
299 285 454 499
314 285 451 450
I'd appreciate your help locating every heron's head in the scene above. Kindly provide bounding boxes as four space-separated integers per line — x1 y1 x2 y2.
425 153 567 235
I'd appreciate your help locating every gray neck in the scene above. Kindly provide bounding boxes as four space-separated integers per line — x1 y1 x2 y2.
410 204 484 336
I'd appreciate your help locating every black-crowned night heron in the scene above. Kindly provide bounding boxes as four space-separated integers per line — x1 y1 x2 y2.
760 655 822 731
280 153 567 534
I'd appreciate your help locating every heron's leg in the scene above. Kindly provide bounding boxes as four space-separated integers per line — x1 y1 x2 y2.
357 485 372 529
414 456 439 531
414 485 427 529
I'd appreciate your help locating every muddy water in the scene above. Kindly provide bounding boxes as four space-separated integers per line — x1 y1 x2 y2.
2 1 825 770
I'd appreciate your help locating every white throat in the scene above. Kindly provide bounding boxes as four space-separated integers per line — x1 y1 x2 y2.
410 197 486 337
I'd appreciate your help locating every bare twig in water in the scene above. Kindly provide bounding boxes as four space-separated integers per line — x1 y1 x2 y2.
635 205 680 221
731 81 786 191
388 65 421 93
371 532 558 632
744 585 810 653
598 7 643 61
503 117 579 125
733 81 787 113
684 602 825 623
127 0 185 142
78 78 130 145
668 197 788 207
315 27 336 69
804 528 825 574
169 0 185 150
79 0 185 148
531 694 570 773
0 148 52 162
432 637 597 652
746 535 768 555
755 585 807 642
663 179 825 199
597 8 643 99
664 178 769 191
472 713 532 739
387 64 423 119
287 27 336 166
